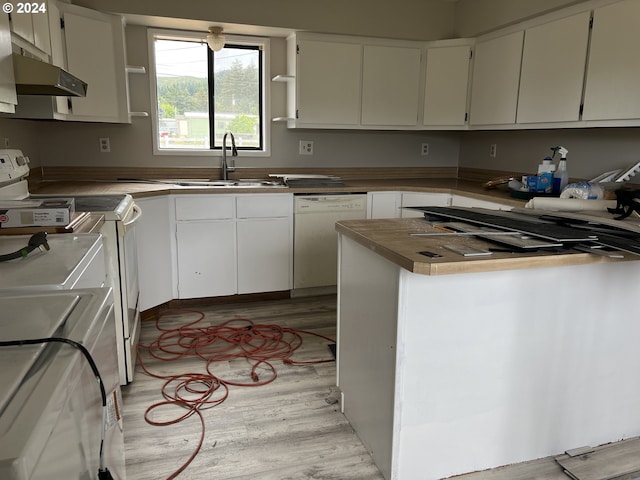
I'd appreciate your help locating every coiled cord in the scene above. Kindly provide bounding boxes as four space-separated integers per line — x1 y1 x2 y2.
136 308 336 479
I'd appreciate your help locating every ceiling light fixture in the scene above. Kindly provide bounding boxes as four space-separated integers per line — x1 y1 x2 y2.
206 26 226 52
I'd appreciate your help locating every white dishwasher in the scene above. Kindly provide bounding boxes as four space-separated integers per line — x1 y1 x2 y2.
293 194 367 290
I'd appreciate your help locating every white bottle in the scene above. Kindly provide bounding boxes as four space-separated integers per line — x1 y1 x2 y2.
538 157 555 174
553 148 569 194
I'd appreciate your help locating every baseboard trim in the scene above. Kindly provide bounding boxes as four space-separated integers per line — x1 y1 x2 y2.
140 290 292 321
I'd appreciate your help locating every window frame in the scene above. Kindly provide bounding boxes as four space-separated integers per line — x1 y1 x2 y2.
147 28 271 157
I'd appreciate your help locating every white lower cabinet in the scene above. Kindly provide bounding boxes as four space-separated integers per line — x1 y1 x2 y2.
135 196 174 311
176 221 237 299
400 192 451 217
141 191 510 305
175 193 293 299
451 194 512 210
237 218 292 294
368 191 511 220
367 191 402 219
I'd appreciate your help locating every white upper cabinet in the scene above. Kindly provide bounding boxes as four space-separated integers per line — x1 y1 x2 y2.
517 11 591 124
294 37 362 126
423 43 471 126
0 13 17 113
60 3 130 123
469 31 524 126
582 0 640 120
9 0 51 56
361 44 422 126
284 32 426 130
282 0 640 130
11 2 131 123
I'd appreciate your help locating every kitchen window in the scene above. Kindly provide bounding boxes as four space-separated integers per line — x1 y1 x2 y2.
148 30 269 155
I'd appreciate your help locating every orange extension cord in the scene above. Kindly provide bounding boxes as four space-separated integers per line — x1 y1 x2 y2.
136 309 336 479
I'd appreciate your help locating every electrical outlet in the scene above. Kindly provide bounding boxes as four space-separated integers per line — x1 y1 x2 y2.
2 138 8 148
99 137 111 153
421 143 429 156
299 140 313 155
489 144 497 158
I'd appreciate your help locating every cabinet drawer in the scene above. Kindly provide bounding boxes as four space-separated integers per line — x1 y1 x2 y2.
175 195 234 220
236 194 292 218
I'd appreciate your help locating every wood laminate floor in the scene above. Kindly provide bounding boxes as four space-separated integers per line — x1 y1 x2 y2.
122 295 385 480
123 294 638 480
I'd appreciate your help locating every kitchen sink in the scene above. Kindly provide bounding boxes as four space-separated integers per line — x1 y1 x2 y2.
117 178 286 188
174 179 286 188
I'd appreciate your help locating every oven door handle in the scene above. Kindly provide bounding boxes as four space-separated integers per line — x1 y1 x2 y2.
124 203 142 227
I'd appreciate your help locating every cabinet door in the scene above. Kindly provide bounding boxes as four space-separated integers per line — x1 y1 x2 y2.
9 0 51 54
583 0 640 120
469 31 524 125
31 2 51 55
423 45 470 126
0 13 16 113
367 191 401 219
296 39 362 125
517 12 590 124
361 45 422 126
9 8 34 45
401 192 451 218
176 221 236 299
237 218 292 294
135 197 174 310
61 4 129 122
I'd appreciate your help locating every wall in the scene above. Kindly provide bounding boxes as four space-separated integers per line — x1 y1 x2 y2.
459 128 640 180
72 0 456 42
0 119 42 166
454 0 587 36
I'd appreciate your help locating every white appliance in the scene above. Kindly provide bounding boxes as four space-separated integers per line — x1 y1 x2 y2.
0 288 125 479
0 233 105 289
68 195 142 385
0 148 143 385
293 194 367 290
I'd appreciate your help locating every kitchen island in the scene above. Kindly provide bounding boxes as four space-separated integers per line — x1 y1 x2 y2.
336 217 640 480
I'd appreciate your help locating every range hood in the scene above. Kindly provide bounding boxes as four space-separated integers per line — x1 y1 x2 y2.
12 54 88 97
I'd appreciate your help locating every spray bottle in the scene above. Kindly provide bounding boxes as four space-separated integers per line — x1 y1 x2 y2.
553 146 569 194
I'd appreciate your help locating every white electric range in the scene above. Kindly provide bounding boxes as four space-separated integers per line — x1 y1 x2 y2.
0 288 125 479
0 233 105 289
64 194 142 385
0 149 142 385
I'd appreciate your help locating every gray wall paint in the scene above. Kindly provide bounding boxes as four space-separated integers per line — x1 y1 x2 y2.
0 119 41 165
454 0 587 37
459 128 640 180
72 0 456 41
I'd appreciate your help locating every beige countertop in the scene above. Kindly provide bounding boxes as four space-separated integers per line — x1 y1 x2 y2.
28 177 528 208
25 176 638 273
335 217 628 275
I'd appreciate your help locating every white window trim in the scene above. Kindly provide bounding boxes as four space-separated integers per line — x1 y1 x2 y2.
147 28 271 157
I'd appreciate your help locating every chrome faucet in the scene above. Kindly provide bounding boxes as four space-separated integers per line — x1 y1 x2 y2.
221 131 238 180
